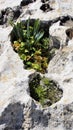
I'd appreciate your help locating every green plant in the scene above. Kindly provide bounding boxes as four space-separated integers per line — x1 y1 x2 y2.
29 74 63 107
11 19 51 73
29 74 47 105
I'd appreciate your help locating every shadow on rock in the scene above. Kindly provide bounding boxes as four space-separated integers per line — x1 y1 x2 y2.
30 101 51 129
0 102 24 130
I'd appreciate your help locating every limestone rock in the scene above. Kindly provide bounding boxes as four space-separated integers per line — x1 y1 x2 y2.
0 0 73 130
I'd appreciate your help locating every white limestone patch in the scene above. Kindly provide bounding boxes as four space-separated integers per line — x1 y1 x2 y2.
0 0 73 130
49 21 69 46
0 0 22 10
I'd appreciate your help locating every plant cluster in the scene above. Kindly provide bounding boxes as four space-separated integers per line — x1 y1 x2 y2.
11 19 51 73
29 73 63 107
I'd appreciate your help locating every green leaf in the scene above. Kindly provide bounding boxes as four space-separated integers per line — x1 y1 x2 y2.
25 49 29 53
26 61 31 66
42 77 50 85
35 31 44 43
33 19 40 36
27 18 30 39
32 47 36 51
35 50 41 55
42 38 49 49
12 22 24 41
23 30 27 37
20 42 25 47
20 54 26 60
32 63 41 71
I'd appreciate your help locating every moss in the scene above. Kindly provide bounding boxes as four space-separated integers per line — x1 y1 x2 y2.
29 73 63 107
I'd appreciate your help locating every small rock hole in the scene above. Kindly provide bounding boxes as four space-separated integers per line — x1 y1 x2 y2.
29 73 63 107
40 3 53 12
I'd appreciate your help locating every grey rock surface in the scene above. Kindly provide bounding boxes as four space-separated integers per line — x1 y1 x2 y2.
0 0 73 130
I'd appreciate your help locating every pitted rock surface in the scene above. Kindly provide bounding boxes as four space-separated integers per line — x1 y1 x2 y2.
0 0 73 130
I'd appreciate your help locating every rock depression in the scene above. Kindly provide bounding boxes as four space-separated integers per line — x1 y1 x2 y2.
0 0 73 130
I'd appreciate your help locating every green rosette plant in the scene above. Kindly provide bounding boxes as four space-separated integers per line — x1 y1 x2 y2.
11 19 51 73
